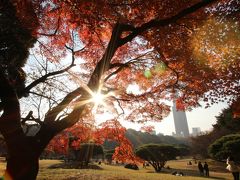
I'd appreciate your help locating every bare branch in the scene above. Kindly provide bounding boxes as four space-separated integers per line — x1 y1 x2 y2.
21 111 43 125
24 64 75 94
22 45 87 96
105 63 129 82
29 91 59 104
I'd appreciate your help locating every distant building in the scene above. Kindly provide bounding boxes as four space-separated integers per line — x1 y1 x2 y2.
192 127 201 136
172 101 190 138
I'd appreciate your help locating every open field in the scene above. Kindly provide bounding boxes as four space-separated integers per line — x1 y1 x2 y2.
0 158 233 180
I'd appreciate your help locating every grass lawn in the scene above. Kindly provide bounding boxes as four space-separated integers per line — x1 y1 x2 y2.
0 158 233 180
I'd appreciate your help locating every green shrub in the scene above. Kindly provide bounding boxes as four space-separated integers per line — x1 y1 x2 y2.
208 134 240 161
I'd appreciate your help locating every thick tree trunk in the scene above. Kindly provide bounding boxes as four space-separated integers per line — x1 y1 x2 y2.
2 133 41 180
0 69 41 180
4 154 39 180
2 126 58 180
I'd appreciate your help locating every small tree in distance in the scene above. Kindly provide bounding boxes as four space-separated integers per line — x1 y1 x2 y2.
135 144 179 172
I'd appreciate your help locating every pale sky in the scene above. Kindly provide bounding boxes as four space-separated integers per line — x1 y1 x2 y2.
155 102 229 135
120 101 229 136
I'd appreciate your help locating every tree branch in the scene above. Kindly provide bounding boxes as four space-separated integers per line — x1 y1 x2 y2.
21 111 43 125
120 0 217 45
44 87 85 123
24 64 75 94
105 63 129 82
23 45 86 96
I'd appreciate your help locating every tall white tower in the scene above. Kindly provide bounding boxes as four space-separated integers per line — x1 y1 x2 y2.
172 101 190 137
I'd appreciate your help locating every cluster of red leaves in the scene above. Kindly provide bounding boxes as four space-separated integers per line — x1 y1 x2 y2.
46 120 139 162
94 120 139 163
140 125 155 133
46 132 69 155
175 97 185 111
46 123 93 154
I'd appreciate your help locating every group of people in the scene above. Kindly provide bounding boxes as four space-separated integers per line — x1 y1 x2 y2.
198 161 209 177
197 156 239 180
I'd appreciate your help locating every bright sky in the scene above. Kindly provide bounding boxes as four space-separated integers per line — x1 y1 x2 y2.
155 102 229 135
120 101 229 136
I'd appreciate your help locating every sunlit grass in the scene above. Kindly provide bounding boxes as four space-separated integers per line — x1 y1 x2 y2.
0 158 233 180
36 158 232 180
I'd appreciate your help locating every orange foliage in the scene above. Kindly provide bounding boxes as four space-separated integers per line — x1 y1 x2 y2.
47 120 139 162
140 125 155 133
175 98 186 111
2 1 240 179
12 0 239 107
12 0 240 162
95 120 138 163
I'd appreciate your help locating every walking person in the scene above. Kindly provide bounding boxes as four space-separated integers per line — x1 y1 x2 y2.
226 156 239 180
198 161 204 176
204 162 209 177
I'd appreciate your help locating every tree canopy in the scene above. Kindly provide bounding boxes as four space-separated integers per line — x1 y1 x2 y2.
135 144 179 172
208 134 240 161
213 106 240 132
0 0 240 179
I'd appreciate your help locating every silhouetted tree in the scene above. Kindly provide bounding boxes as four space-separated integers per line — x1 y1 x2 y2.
135 144 179 172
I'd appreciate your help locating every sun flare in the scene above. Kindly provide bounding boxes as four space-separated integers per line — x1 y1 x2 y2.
67 73 116 112
91 91 105 106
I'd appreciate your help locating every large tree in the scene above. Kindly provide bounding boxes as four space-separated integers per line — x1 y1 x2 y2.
0 0 239 179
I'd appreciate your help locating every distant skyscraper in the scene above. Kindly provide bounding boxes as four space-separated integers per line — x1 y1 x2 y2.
172 101 190 137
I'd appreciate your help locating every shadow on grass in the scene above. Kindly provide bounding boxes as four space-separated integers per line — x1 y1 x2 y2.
161 168 226 180
144 168 226 180
48 161 103 170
